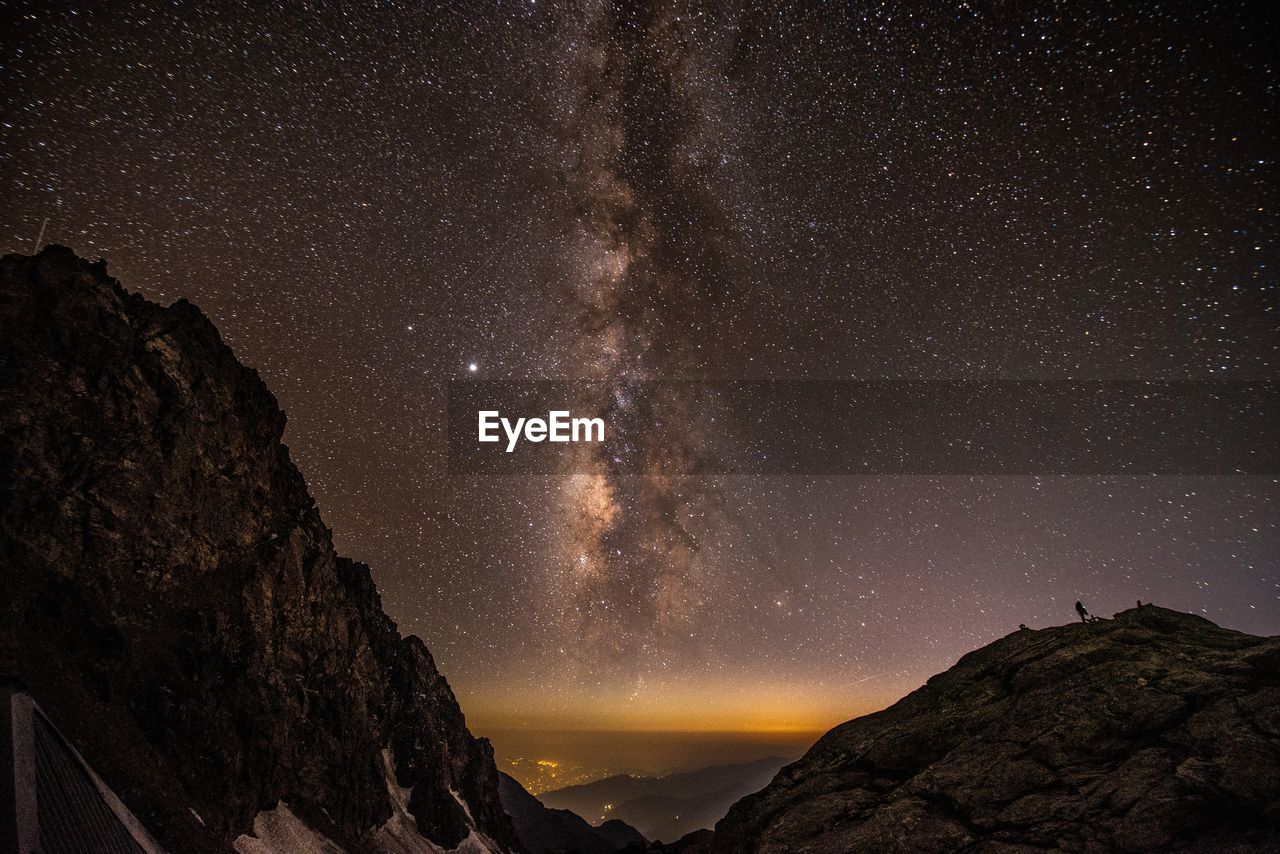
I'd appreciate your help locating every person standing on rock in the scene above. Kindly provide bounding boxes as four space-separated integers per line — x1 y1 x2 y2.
1075 600 1093 622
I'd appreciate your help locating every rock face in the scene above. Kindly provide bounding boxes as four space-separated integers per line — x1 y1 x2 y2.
498 772 646 854
0 247 519 853
713 606 1280 853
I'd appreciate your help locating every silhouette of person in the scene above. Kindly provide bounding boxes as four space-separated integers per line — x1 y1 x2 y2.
1075 600 1091 623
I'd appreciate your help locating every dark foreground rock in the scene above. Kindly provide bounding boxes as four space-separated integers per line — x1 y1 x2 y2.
0 247 519 852
712 606 1280 853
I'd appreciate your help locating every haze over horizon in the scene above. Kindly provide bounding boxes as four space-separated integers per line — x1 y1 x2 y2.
483 727 820 795
2 0 1275 756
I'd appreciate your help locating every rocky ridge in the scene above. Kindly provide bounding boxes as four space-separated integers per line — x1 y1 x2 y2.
0 247 518 853
710 605 1280 853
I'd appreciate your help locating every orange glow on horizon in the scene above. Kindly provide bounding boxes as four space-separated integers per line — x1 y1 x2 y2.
464 676 901 736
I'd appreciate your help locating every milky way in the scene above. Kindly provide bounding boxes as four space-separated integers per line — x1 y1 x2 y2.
1 0 1276 733
539 2 745 668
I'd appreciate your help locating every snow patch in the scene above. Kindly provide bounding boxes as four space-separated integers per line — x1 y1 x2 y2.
232 802 344 854
382 748 416 818
371 749 507 854
450 831 505 854
448 787 475 827
229 754 508 854
373 748 439 853
372 811 444 854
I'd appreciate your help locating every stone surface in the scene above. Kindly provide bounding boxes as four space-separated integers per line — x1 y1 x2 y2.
0 247 518 853
711 606 1280 853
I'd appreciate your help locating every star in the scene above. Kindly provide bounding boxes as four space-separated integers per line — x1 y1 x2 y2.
1 0 1272 757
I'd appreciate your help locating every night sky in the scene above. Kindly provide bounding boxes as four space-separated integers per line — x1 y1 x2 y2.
2 0 1277 739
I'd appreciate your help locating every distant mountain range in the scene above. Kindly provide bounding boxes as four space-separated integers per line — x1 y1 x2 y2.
539 757 790 843
498 772 647 853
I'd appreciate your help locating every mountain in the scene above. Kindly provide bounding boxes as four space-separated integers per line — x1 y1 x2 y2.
592 820 649 850
498 772 646 853
539 757 789 843
0 247 519 852
708 606 1280 852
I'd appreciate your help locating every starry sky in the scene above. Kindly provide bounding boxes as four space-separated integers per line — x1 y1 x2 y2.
2 0 1277 742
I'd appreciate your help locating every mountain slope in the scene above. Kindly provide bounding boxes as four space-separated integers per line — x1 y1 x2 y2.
0 247 518 853
497 772 646 854
712 606 1280 853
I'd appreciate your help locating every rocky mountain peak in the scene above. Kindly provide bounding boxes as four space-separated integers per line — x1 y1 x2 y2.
708 605 1280 852
0 246 518 852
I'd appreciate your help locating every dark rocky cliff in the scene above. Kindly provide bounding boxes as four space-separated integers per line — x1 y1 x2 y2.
710 606 1280 853
0 246 519 853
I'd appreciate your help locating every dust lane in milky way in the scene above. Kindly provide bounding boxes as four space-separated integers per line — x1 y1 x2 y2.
1 0 1275 733
540 3 741 675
